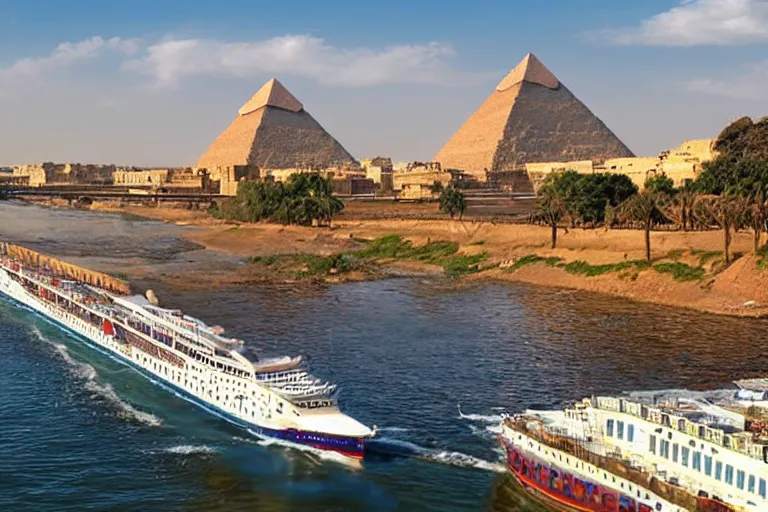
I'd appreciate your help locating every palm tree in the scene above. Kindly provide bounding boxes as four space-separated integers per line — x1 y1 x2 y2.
660 187 699 232
616 191 668 261
695 195 750 264
536 190 568 249
747 188 767 254
439 186 466 219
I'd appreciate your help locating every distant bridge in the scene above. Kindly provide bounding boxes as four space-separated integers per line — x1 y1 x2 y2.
0 185 228 203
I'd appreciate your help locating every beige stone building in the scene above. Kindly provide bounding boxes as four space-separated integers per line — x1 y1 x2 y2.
13 163 115 187
393 162 454 200
361 157 394 193
113 168 170 186
524 139 717 191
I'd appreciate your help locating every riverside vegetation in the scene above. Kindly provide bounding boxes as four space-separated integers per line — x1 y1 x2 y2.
534 116 768 268
81 116 768 315
246 234 487 281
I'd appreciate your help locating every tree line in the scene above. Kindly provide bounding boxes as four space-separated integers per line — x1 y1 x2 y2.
536 116 768 263
210 173 344 227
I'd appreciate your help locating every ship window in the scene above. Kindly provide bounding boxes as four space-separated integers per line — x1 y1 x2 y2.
627 424 634 442
704 455 712 476
617 421 624 440
715 461 723 481
606 419 615 437
681 447 689 467
649 434 657 454
749 475 755 494
737 470 745 490
672 443 679 463
692 451 701 471
725 465 734 485
759 478 766 498
660 440 670 459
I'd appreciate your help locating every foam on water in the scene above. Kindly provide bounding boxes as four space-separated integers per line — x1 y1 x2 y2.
457 404 503 424
372 436 504 473
248 429 358 467
426 450 505 473
163 445 216 455
376 426 410 433
31 326 163 427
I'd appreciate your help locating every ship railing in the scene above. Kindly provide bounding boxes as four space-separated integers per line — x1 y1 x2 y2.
505 417 738 512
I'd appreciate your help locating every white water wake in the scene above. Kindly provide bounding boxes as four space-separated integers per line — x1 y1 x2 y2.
373 436 504 473
163 444 216 455
457 404 503 424
31 326 162 427
248 429 360 468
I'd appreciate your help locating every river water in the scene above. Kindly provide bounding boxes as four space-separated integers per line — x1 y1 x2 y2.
1 201 768 511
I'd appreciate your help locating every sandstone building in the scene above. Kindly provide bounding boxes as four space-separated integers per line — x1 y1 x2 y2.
433 53 634 181
12 163 115 187
525 139 716 191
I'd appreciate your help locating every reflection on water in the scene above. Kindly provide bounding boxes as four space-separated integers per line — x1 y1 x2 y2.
2 203 768 511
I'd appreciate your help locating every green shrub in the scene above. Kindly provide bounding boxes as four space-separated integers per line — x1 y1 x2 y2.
355 235 412 258
506 255 546 271
666 249 685 260
563 260 649 277
653 262 705 281
696 251 722 266
441 253 488 277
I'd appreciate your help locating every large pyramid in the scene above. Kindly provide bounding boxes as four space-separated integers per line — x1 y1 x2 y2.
433 53 634 180
196 78 357 170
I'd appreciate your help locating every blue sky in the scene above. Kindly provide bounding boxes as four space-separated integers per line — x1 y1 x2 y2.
1 0 766 166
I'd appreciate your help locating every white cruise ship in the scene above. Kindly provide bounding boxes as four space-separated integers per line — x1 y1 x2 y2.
0 242 374 461
499 385 768 512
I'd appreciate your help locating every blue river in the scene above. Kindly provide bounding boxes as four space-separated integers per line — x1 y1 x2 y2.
1 202 767 511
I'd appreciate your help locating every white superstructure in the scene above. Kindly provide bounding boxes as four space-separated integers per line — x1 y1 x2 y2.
501 386 768 511
0 246 373 460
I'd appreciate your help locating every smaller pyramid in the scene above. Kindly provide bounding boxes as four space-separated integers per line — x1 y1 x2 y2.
197 79 356 171
433 53 633 180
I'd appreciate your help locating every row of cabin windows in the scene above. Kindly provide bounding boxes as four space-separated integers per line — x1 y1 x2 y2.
605 419 635 442
649 434 767 499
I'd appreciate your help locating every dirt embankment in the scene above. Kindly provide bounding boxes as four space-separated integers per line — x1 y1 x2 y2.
90 202 768 317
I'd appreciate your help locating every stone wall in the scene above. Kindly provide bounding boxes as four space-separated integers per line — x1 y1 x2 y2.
114 169 169 185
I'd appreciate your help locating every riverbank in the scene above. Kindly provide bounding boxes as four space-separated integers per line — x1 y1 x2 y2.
88 202 768 317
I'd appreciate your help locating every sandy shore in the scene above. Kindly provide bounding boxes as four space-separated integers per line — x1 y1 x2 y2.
89 202 768 317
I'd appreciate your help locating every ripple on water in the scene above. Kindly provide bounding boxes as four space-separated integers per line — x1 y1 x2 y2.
3 203 768 511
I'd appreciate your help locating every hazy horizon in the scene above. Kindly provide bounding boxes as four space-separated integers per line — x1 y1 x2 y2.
1 0 766 167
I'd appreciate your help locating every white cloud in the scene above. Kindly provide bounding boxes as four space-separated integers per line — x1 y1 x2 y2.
598 0 768 46
0 36 139 84
123 34 480 88
687 60 768 99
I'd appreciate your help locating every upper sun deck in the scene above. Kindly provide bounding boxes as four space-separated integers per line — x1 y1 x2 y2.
589 388 768 463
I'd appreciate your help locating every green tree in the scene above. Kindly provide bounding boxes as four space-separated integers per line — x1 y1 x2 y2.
213 173 344 227
536 188 568 248
429 180 445 195
539 171 637 226
644 174 676 196
694 195 750 265
439 186 466 219
696 157 768 196
616 191 668 261
748 188 767 253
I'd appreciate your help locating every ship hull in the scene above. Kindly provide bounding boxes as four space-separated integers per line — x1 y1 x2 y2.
500 438 656 512
0 270 365 461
